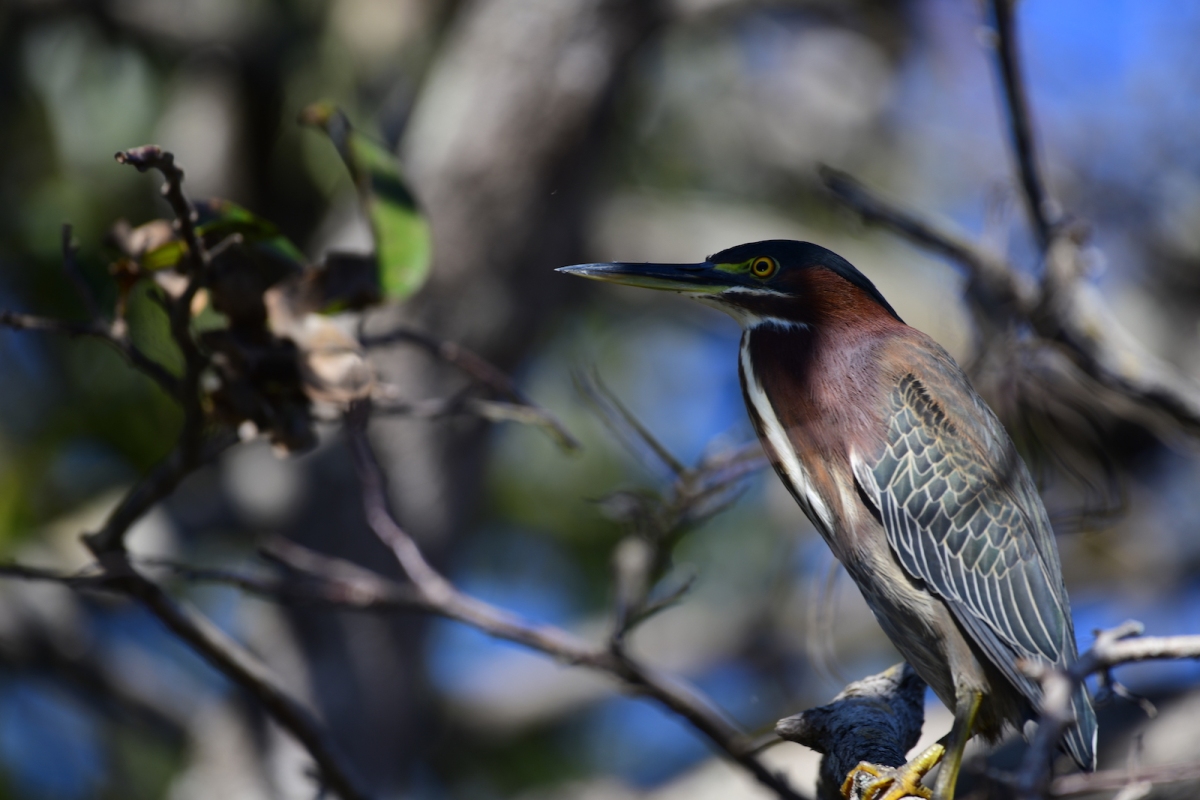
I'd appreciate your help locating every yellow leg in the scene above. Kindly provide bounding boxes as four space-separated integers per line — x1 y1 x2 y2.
931 690 983 800
841 743 945 800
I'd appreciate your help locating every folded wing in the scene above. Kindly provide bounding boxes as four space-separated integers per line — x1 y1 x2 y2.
852 363 1096 770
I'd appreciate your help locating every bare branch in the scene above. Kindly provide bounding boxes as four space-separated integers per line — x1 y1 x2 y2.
118 568 370 800
819 166 1200 435
0 556 372 799
987 0 1058 251
138 555 423 612
1016 622 1200 799
0 310 184 400
60 223 103 322
364 326 579 450
576 368 688 477
818 165 1035 319
340 401 804 799
84 430 237 556
1051 760 1200 796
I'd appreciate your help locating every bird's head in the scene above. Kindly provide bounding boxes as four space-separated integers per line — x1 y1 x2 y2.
557 240 902 328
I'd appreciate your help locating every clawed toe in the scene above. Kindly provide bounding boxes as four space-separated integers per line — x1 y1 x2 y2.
840 743 945 800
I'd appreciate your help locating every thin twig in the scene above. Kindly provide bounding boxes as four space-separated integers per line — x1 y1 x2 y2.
0 557 373 799
114 147 206 276
362 327 520 401
115 146 211 464
83 431 237 556
1050 760 1200 796
1015 622 1200 799
138 556 425 611
987 0 1057 251
0 310 183 399
364 326 579 450
372 393 572 443
0 562 107 589
60 224 103 322
120 569 370 800
577 368 688 477
341 401 804 799
818 165 1035 319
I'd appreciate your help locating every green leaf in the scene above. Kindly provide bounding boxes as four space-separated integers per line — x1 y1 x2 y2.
126 281 183 377
136 200 307 277
141 240 188 271
195 198 307 272
300 102 432 302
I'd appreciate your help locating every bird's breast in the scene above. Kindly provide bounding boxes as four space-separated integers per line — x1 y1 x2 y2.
739 337 837 536
738 324 893 563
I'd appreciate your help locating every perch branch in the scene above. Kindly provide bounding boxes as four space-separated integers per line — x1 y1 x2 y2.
776 664 927 800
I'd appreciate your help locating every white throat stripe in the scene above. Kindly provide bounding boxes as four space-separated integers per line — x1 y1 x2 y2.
740 339 834 533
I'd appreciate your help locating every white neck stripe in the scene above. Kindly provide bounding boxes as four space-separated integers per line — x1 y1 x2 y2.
740 339 834 534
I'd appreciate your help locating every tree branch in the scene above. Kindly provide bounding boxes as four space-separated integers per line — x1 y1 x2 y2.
819 165 1036 321
118 570 370 800
0 310 184 400
818 166 1200 435
83 431 237 557
363 326 579 450
0 556 374 800
1050 759 1200 797
776 664 927 800
1016 622 1200 799
987 0 1058 251
340 401 804 800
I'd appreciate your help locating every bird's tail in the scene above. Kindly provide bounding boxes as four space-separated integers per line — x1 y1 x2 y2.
1062 683 1098 771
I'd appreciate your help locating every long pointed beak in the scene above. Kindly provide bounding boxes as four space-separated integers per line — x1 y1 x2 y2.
556 261 727 294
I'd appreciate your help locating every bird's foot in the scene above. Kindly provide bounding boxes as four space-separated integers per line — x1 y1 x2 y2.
840 743 945 800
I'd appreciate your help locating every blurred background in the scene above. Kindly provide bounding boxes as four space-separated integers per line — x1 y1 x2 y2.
1 0 1200 797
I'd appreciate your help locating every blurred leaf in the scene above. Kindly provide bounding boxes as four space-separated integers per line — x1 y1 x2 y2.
194 198 307 272
300 102 432 302
136 200 307 276
141 240 187 271
126 281 183 377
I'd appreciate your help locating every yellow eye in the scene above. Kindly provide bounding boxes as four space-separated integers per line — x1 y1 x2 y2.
750 256 777 278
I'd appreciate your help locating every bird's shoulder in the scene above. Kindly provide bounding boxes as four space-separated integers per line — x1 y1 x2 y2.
866 329 1009 467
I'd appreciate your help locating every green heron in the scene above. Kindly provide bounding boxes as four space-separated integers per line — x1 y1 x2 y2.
559 241 1096 799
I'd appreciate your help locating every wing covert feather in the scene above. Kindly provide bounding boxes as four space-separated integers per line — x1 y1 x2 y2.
852 368 1074 700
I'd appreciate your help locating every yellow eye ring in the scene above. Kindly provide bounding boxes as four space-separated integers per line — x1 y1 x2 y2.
750 256 777 278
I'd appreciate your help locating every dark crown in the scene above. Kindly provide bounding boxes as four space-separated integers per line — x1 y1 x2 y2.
708 240 902 322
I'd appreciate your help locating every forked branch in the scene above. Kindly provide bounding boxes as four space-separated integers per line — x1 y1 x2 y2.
341 401 804 800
